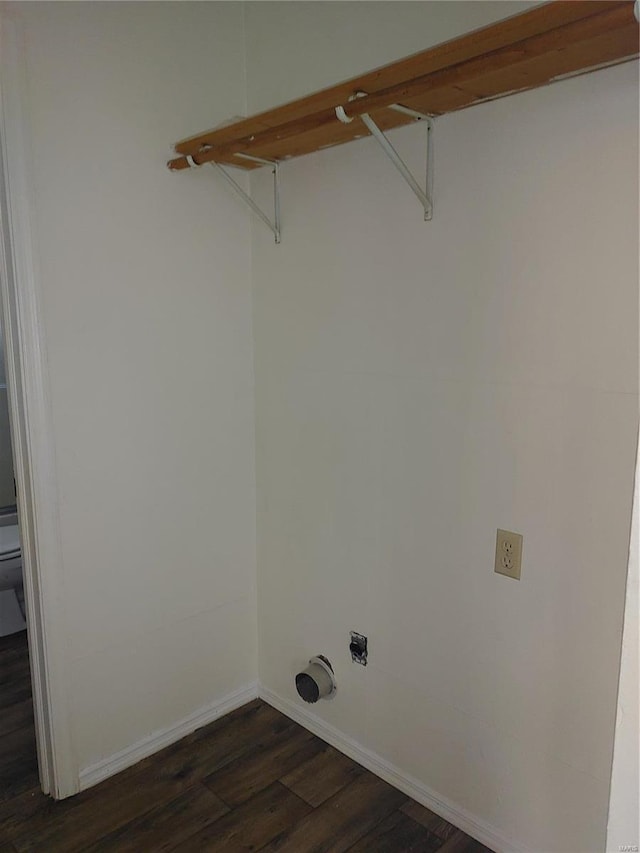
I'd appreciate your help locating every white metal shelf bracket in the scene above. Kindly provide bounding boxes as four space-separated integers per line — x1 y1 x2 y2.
336 102 434 221
183 101 432 240
190 154 281 244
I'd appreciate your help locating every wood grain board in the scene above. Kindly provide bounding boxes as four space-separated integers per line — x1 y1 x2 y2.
168 1 639 171
0 631 496 851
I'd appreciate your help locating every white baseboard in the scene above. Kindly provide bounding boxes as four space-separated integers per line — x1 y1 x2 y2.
259 685 529 853
79 681 259 791
78 680 527 852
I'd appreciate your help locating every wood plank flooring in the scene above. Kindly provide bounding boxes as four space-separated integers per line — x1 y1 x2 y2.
0 631 494 852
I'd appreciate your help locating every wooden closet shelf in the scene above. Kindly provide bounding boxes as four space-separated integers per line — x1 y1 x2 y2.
167 1 638 173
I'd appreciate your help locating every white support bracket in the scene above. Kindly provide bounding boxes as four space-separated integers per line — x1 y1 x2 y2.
190 154 281 244
181 100 432 240
336 102 434 221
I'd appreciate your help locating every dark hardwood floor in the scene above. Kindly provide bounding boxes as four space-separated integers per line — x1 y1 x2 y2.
0 631 493 852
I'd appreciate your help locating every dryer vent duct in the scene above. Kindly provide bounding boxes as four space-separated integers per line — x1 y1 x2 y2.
295 655 336 703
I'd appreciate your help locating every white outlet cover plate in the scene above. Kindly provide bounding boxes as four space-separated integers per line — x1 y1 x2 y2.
495 529 523 580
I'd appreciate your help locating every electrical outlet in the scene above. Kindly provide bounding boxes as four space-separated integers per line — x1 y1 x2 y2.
495 529 523 580
349 631 368 666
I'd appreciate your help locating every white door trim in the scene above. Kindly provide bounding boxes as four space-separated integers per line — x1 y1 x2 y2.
0 10 77 799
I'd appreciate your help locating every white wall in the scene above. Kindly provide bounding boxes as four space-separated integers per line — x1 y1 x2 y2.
245 1 536 113
607 447 639 852
14 1 257 771
0 391 15 508
248 5 639 849
0 330 16 507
